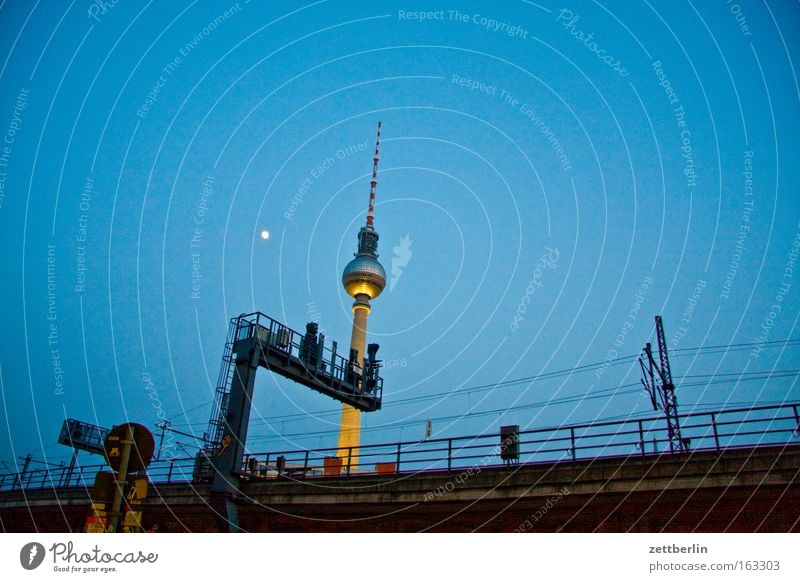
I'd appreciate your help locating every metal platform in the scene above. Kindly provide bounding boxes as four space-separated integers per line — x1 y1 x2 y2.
239 312 383 411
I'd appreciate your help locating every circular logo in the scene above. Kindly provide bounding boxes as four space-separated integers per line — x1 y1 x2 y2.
19 542 46 570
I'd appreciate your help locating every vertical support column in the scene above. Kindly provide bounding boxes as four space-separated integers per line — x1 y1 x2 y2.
108 425 133 533
210 338 259 532
64 449 78 487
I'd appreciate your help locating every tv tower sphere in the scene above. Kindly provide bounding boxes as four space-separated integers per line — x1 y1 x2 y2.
342 250 386 300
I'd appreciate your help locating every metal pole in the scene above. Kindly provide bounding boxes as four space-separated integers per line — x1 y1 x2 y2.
155 421 168 461
711 413 720 451
13 454 32 490
447 439 452 471
395 442 401 472
108 425 134 533
570 427 576 460
65 449 79 486
638 420 645 457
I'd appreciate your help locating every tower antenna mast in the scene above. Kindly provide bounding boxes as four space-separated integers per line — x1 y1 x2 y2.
366 121 381 228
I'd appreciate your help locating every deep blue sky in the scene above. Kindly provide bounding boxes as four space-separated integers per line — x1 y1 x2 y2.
0 0 798 469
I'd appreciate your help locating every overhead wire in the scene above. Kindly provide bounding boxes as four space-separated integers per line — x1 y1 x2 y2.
168 337 799 433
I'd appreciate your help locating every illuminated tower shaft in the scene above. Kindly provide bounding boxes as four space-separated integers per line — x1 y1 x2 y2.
338 122 385 471
337 297 370 468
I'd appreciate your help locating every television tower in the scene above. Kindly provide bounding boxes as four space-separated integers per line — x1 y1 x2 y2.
338 122 386 470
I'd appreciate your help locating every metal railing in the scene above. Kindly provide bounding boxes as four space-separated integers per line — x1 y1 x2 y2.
2 402 798 492
0 456 200 492
235 312 384 401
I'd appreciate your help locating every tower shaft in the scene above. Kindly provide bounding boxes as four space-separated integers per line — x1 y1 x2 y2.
337 298 370 469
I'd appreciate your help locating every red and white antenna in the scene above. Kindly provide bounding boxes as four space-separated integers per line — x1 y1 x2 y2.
366 121 381 228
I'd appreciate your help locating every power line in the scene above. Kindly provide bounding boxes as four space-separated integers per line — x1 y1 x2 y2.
245 370 800 443
680 369 799 379
671 338 800 356
171 337 799 429
171 352 639 428
165 399 212 421
227 366 800 429
247 384 644 442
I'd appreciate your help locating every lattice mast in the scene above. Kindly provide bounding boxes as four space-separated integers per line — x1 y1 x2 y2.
639 315 686 453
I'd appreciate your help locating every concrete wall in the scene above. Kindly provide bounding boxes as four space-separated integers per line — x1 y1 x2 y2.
2 445 798 532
